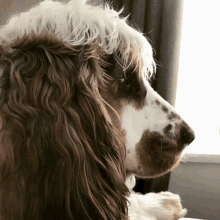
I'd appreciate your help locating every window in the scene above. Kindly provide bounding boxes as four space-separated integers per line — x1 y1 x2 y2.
176 0 220 155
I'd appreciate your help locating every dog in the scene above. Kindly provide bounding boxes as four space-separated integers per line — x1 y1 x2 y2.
0 0 195 219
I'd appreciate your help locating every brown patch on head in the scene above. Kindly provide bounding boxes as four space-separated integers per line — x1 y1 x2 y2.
162 105 168 113
100 59 147 117
168 112 180 120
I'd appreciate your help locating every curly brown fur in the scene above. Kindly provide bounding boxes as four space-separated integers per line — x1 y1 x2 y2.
0 33 129 220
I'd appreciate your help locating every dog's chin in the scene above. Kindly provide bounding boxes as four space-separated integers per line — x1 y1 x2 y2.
127 151 183 179
127 130 189 179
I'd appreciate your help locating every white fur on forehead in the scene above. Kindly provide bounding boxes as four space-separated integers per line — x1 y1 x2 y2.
0 0 155 79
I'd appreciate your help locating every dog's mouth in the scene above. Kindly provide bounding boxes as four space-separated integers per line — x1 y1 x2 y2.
127 128 195 178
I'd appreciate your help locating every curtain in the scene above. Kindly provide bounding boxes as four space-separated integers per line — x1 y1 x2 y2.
107 0 184 193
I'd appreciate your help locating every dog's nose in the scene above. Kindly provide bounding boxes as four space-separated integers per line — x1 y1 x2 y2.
180 125 195 146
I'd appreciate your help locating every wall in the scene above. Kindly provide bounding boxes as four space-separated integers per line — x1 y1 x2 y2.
169 159 220 220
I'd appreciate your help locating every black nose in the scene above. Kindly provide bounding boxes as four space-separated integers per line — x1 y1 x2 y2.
179 125 195 146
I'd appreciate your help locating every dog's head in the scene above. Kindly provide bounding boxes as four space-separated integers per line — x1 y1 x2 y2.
101 62 195 179
0 0 194 219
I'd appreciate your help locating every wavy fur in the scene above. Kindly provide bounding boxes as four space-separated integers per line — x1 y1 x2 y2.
0 0 157 219
0 33 129 219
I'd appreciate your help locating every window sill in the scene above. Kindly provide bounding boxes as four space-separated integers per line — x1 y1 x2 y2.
182 153 220 164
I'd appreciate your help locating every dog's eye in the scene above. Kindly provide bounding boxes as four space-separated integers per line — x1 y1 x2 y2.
119 77 130 87
118 75 147 99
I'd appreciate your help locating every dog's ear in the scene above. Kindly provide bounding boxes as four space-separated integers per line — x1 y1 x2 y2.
0 34 129 220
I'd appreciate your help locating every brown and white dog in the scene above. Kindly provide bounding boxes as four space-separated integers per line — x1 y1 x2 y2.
0 0 195 219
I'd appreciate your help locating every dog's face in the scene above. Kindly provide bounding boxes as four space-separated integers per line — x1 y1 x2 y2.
100 59 195 179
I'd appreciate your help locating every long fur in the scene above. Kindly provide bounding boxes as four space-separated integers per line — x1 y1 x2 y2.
0 0 153 217
0 0 193 220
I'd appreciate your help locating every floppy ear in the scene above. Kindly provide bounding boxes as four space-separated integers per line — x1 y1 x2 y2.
0 34 129 220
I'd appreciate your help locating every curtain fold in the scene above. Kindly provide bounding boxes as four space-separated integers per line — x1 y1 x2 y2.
108 0 184 193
